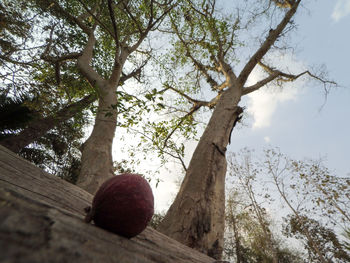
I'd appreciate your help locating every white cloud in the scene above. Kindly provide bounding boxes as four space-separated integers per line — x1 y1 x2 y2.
264 136 271 143
246 53 306 129
332 0 350 22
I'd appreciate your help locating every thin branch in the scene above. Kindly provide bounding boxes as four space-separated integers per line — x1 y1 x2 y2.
242 72 279 95
119 58 149 83
242 60 337 96
107 0 119 46
50 0 91 34
41 24 56 58
162 103 202 149
164 84 208 105
129 1 177 53
176 151 188 172
127 126 188 171
42 52 83 63
238 0 301 85
122 2 143 33
170 17 219 87
74 0 115 37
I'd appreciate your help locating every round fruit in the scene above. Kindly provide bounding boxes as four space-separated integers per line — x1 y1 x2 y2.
85 173 154 238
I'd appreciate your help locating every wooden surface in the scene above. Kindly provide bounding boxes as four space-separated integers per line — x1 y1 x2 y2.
0 145 216 263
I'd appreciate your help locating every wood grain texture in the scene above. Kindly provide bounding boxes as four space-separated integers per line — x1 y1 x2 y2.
0 145 215 263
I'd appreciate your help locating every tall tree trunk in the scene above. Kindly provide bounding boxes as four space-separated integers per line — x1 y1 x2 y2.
0 94 96 153
77 84 119 194
157 86 243 259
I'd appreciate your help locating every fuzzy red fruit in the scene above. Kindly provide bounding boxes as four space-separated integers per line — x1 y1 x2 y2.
85 173 154 238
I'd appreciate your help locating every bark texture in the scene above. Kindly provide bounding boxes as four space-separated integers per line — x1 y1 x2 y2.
157 86 243 259
0 145 216 263
0 94 96 153
77 85 118 194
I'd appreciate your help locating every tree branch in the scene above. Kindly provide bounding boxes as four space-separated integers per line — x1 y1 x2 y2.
77 31 106 88
49 0 91 34
242 72 279 95
242 60 337 96
74 0 114 37
162 104 202 149
107 0 119 46
237 0 301 85
42 52 83 63
128 1 177 53
170 17 219 88
164 84 208 105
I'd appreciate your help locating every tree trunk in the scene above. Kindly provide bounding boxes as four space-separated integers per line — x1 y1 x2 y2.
0 94 96 153
77 83 119 194
157 86 243 260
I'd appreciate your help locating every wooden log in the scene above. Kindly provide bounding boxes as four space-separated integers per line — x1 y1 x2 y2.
0 145 216 263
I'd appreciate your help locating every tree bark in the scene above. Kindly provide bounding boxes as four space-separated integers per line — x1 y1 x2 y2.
0 94 96 153
157 86 243 259
77 83 119 194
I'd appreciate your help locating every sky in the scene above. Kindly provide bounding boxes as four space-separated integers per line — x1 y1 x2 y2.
112 0 350 213
232 0 350 176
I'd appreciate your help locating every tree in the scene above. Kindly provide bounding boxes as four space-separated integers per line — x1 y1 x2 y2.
0 94 95 153
41 0 176 194
290 159 350 229
225 152 304 263
0 65 141 154
228 148 350 262
253 148 350 262
225 191 278 262
228 161 280 263
0 94 86 183
0 0 177 194
284 215 350 262
157 0 334 258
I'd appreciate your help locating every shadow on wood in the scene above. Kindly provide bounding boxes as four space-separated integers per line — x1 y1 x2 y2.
0 145 216 263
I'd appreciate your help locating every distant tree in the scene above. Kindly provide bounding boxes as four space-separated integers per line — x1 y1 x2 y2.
262 148 350 263
289 159 350 228
284 214 350 262
225 154 304 263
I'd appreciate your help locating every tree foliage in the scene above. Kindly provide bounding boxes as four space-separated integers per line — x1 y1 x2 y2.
284 215 350 262
228 148 350 262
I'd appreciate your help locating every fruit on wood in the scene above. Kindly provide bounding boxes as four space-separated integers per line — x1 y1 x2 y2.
84 173 154 238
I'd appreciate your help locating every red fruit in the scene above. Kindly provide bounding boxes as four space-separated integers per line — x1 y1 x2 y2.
85 173 154 238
